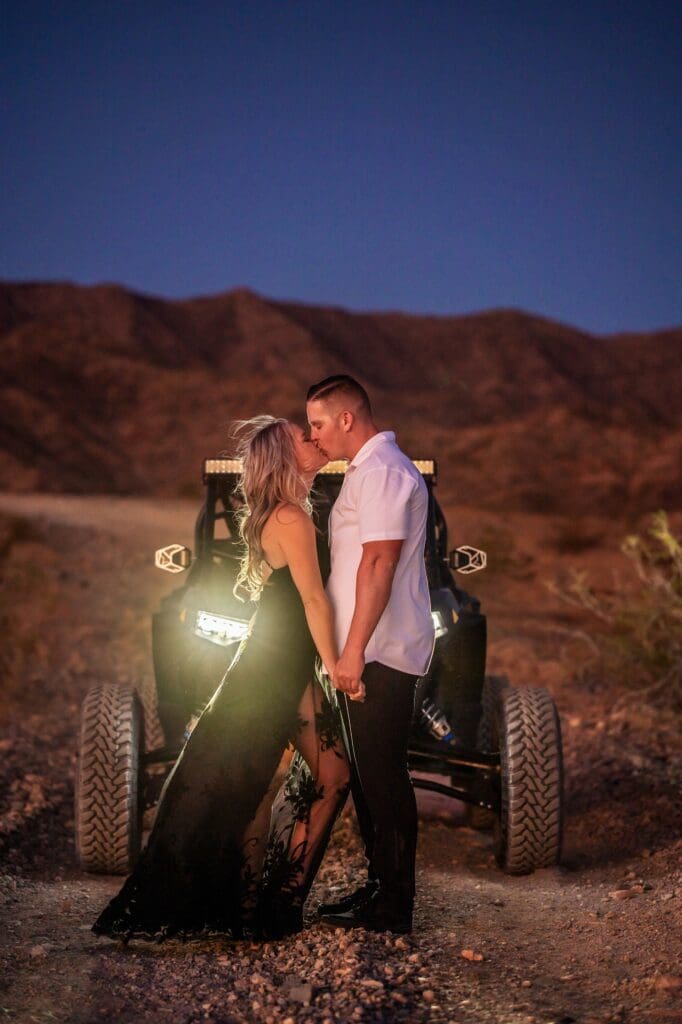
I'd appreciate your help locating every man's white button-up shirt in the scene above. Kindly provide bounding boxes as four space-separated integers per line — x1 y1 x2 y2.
326 431 434 676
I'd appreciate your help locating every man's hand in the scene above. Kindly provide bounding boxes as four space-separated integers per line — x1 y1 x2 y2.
333 646 365 699
349 681 366 702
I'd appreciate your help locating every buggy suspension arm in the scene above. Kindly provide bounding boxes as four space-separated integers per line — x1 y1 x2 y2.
409 745 500 811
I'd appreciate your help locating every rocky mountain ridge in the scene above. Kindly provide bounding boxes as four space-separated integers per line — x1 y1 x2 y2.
1 281 680 518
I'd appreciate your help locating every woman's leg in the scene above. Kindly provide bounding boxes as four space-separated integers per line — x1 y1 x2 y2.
287 679 350 889
255 680 349 936
240 745 294 918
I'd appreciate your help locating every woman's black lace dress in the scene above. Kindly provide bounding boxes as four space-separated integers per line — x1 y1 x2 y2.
92 566 349 941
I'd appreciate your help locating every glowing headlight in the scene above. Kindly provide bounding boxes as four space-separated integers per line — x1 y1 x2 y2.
194 610 250 647
431 610 448 639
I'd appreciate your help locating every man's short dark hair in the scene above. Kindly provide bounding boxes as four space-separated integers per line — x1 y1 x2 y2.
306 374 372 416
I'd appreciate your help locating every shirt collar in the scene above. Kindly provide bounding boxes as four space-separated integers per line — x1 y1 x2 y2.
348 431 395 471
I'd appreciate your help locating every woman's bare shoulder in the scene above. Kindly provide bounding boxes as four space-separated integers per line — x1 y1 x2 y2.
267 503 313 531
262 504 315 570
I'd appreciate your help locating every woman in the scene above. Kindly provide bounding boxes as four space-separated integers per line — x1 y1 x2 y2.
93 416 356 941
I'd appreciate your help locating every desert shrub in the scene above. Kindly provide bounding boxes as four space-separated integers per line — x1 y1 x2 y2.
0 515 41 558
475 523 534 578
551 519 605 555
548 511 682 711
0 515 58 701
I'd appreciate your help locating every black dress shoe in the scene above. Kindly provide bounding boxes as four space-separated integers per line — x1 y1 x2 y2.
319 890 412 935
316 880 378 918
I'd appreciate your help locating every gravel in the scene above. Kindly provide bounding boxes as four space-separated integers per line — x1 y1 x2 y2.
1 502 681 1024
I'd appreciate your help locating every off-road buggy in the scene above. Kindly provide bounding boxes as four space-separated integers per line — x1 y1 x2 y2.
75 458 563 879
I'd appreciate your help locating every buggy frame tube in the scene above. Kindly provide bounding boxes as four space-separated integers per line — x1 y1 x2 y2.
142 744 500 810
411 776 497 810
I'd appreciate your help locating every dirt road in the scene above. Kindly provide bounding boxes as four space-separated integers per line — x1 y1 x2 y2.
1 494 680 1024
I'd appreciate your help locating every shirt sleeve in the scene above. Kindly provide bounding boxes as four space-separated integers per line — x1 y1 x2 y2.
356 466 417 543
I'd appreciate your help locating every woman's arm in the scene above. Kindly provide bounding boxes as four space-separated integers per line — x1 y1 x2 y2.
270 506 339 677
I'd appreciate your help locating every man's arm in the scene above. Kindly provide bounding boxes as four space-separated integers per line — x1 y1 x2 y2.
333 538 403 694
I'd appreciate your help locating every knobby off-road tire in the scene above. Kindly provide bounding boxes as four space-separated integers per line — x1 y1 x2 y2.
138 674 165 753
75 684 143 874
493 686 563 874
466 675 510 831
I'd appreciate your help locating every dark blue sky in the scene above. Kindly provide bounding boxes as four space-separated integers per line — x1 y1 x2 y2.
1 1 680 333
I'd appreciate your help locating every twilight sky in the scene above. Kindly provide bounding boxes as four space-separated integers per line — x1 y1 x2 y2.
1 1 680 333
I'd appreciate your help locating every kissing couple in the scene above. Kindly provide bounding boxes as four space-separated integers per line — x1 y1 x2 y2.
93 375 434 940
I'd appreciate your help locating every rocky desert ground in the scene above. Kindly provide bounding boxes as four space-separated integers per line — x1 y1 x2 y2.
0 492 680 1024
1 282 680 1022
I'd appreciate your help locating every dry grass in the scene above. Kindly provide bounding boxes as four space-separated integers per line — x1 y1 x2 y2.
548 511 682 712
0 516 61 705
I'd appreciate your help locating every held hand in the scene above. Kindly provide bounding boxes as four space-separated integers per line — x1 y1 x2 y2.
333 647 365 696
348 679 366 702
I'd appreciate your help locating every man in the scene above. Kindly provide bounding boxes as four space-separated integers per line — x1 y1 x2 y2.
306 375 434 933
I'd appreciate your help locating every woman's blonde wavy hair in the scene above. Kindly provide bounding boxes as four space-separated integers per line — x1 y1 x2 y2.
231 416 312 600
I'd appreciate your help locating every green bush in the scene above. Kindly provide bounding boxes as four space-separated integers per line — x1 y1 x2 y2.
549 511 682 711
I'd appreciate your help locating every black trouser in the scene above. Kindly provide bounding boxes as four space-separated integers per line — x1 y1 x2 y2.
339 661 418 915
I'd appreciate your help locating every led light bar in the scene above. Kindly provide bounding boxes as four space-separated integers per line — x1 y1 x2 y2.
315 460 350 475
194 610 251 647
203 458 242 478
412 460 436 478
203 456 436 480
317 458 436 479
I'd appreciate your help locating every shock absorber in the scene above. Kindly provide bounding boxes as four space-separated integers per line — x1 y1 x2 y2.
419 700 454 744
